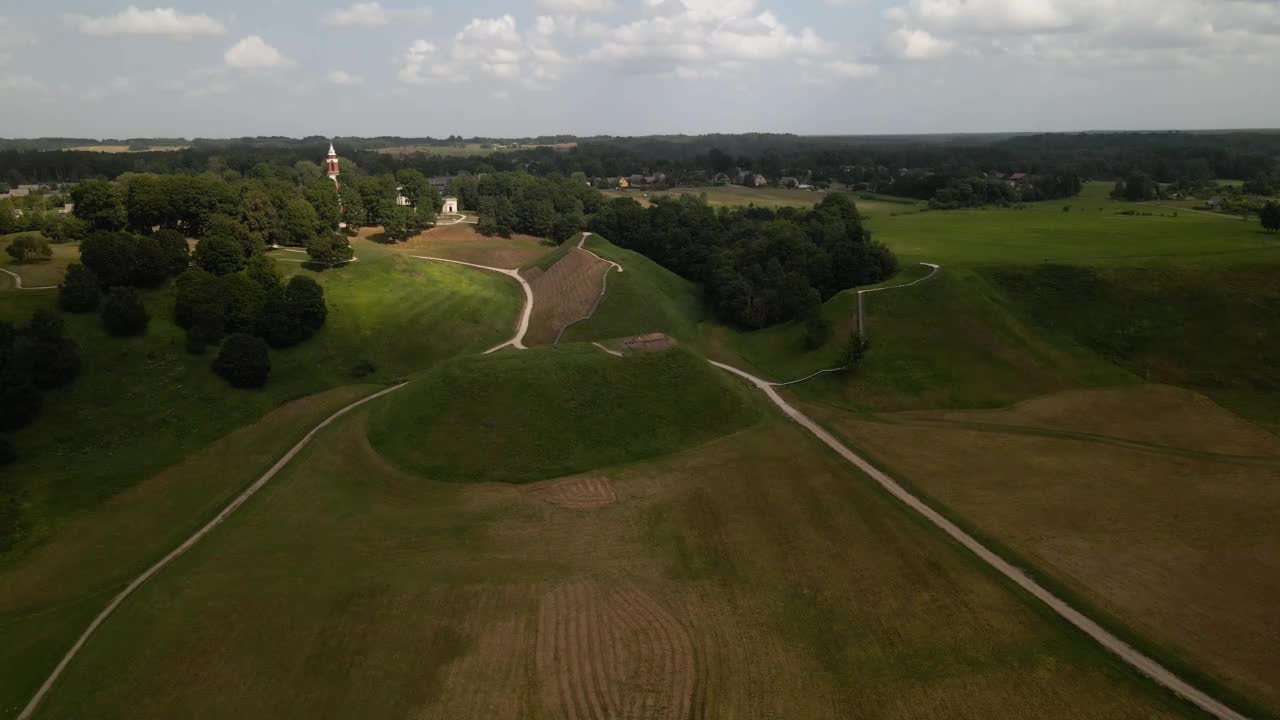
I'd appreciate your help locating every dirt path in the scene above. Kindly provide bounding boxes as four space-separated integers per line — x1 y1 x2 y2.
17 384 408 720
553 233 624 345
710 360 1249 720
0 266 57 291
410 255 533 352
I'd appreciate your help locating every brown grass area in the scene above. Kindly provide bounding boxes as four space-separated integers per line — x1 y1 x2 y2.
804 387 1280 713
529 475 618 509
525 248 609 345
34 411 1197 719
898 384 1280 458
357 225 553 269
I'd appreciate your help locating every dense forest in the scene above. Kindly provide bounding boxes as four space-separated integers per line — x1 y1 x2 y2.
3 131 1277 192
590 193 897 329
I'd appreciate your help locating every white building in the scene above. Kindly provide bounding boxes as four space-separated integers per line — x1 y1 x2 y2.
442 196 459 214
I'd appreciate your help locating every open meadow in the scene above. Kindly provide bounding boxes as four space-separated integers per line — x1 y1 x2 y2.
604 185 923 216
21 352 1202 720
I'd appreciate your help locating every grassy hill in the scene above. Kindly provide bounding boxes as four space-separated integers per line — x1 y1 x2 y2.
367 344 763 484
0 243 522 554
559 235 706 343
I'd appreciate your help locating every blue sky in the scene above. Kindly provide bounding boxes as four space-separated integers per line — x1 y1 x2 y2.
1 1 1277 138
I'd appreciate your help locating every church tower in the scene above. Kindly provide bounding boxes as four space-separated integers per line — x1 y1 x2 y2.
326 141 340 183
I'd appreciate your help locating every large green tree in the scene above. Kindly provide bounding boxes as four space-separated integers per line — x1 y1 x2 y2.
5 235 51 263
305 235 354 267
71 180 127 232
213 333 271 388
1262 201 1280 234
58 263 101 313
194 236 248 276
100 287 150 337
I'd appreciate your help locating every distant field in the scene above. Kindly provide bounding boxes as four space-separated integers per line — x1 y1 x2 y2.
0 233 76 288
64 145 189 153
29 402 1200 718
807 385 1280 717
377 142 576 158
364 224 554 269
602 185 922 216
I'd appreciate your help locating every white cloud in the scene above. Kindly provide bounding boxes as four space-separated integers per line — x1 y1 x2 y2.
537 0 617 13
324 3 433 28
67 6 225 39
328 70 362 85
827 60 880 77
885 26 952 60
588 2 829 75
0 74 46 92
399 15 567 89
224 36 293 69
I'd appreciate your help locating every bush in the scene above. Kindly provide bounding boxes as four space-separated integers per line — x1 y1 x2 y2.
154 228 191 275
285 275 327 331
0 383 43 432
58 263 102 313
194 236 247 275
305 234 353 267
12 310 80 390
5 235 52 263
100 287 150 337
212 333 271 388
802 308 832 351
0 437 14 466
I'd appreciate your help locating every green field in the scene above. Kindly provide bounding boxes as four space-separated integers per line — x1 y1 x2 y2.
604 185 924 216
368 344 763 484
0 241 522 554
0 233 76 289
25 387 1202 719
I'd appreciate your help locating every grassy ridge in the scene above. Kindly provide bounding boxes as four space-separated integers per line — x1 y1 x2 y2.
988 263 1280 433
560 235 706 343
368 344 763 484
0 243 521 554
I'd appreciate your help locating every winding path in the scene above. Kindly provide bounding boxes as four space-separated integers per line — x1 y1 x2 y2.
17 384 408 720
0 267 57 291
553 233 624 345
409 255 533 352
20 238 1252 720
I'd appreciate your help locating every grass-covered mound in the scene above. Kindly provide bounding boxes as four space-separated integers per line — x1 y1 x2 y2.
989 263 1280 433
367 344 763 483
560 235 706 343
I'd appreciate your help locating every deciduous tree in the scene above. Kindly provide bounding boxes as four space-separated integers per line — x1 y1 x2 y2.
100 286 150 337
213 333 271 388
58 263 101 313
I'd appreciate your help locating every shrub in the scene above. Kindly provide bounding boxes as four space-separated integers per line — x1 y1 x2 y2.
154 228 191 275
100 287 150 337
213 333 271 388
0 383 42 432
255 296 305 348
5 235 52 263
13 310 80 390
0 437 14 466
305 234 353 267
58 263 102 313
285 275 327 331
194 236 247 276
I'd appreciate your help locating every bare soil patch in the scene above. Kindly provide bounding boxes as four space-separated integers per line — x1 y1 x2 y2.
358 225 553 269
525 248 609 345
530 476 618 509
624 333 677 353
536 581 696 720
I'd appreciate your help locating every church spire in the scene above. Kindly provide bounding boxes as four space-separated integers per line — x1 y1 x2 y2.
326 140 340 182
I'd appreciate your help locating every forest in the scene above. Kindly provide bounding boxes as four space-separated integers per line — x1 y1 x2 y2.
590 193 897 329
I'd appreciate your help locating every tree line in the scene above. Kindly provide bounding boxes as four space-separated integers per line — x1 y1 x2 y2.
590 193 898 329
448 172 601 243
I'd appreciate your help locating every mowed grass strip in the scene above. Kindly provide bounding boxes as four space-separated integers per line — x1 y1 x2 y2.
805 389 1280 718
560 235 706 344
524 248 610 346
367 345 763 484
0 384 378 717
0 242 521 554
0 234 76 288
29 410 1204 719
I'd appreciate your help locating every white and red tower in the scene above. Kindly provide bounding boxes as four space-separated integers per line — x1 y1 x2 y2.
326 141 340 184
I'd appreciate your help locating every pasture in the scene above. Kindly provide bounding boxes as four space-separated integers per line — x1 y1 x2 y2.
365 224 554 269
63 145 189 153
604 185 923 216
25 395 1200 719
804 386 1280 716
0 233 75 289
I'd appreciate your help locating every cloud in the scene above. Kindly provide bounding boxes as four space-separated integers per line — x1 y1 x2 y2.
537 0 617 13
399 15 567 89
67 6 225 38
881 0 1280 66
85 75 135 101
224 36 293 69
588 1 829 74
0 17 37 49
827 60 880 77
323 2 433 28
328 69 362 85
885 26 952 60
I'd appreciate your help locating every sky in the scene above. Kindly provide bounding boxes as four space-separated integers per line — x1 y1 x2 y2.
0 0 1278 138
